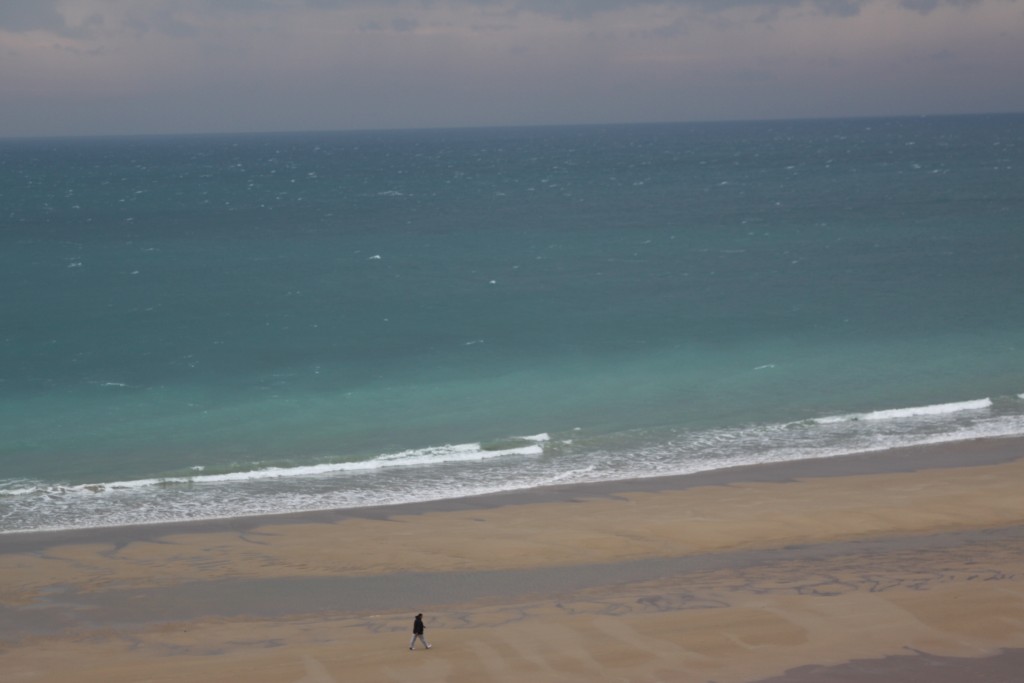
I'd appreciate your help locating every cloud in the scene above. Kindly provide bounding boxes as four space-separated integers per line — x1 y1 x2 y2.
0 0 67 33
0 0 1002 40
497 0 999 20
391 16 419 31
359 16 419 31
898 0 983 13
121 6 201 38
0 0 1020 137
810 0 866 16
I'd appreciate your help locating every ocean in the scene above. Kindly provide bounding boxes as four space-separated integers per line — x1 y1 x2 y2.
2 114 1023 533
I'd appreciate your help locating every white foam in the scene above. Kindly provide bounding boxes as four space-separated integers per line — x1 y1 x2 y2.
520 433 551 442
9 385 1024 535
342 441 542 472
1 439 544 498
543 465 597 483
0 482 43 497
814 398 992 424
6 406 1024 535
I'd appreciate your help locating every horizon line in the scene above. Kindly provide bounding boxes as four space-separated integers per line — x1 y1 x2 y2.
2 110 1022 144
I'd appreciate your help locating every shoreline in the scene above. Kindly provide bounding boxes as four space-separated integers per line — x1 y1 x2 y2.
4 434 1024 682
4 433 1023 552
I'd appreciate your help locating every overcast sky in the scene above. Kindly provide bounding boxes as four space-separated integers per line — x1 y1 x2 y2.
1 0 1022 137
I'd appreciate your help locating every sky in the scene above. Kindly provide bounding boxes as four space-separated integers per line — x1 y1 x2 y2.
0 0 1022 137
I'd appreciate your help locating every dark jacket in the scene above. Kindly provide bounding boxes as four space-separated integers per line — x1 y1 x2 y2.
413 615 425 635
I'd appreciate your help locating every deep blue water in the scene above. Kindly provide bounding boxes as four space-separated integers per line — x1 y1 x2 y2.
2 115 1023 532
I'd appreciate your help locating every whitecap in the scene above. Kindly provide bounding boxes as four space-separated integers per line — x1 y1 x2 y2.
519 433 551 443
813 398 992 425
1 440 544 499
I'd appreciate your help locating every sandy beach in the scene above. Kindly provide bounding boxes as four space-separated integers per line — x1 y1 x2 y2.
4 437 1024 682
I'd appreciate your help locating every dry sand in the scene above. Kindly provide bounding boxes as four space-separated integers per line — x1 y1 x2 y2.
3 438 1024 682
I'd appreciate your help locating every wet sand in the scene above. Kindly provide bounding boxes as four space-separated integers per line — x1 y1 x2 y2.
3 437 1024 682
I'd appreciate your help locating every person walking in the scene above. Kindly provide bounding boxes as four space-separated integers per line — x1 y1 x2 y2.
409 613 431 650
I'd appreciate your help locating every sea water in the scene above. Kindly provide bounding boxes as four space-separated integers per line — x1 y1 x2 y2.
2 115 1023 533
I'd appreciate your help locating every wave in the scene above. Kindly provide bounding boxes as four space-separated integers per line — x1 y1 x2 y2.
812 398 993 425
520 433 551 442
0 436 548 499
3 401 1024 534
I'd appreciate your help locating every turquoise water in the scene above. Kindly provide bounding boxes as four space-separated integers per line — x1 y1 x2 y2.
2 115 1023 532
